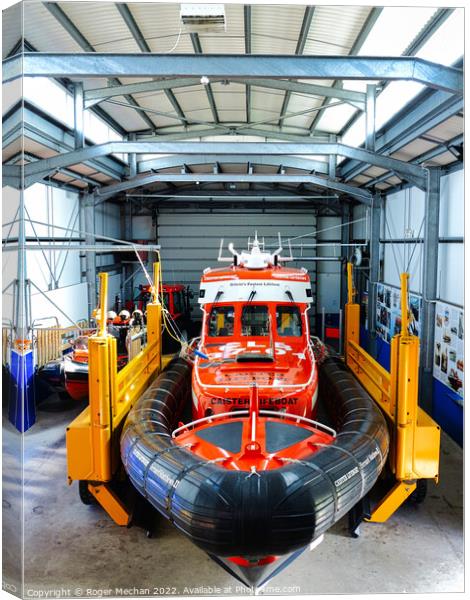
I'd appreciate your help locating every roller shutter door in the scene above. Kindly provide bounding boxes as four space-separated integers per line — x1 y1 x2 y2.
156 209 319 322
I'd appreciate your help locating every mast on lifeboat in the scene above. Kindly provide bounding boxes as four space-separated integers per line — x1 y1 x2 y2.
217 232 293 268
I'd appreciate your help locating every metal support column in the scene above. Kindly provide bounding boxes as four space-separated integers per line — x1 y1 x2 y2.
368 194 381 356
9 188 36 431
83 194 96 318
328 134 337 179
129 132 137 179
121 201 133 307
419 167 441 413
73 82 84 149
340 204 352 310
365 84 376 152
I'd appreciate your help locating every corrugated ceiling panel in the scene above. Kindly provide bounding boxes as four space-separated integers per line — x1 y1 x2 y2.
362 166 388 177
2 1 21 58
390 139 438 162
282 95 324 129
316 102 357 133
251 4 306 54
23 2 82 53
253 165 278 174
351 174 373 185
386 175 403 186
304 6 371 55
199 4 245 53
180 108 214 123
134 91 180 124
98 97 151 131
59 1 141 52
217 110 246 123
212 90 245 112
89 173 114 183
200 36 245 53
173 87 210 113
128 3 194 53
250 87 284 123
23 139 58 158
188 164 213 174
425 116 463 141
427 152 458 166
3 139 22 162
69 163 97 175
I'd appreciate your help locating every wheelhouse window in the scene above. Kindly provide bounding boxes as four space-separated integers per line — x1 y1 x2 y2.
242 305 269 336
276 306 302 337
208 306 234 337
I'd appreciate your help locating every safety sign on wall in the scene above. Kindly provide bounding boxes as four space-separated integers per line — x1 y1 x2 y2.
375 283 421 343
433 301 464 399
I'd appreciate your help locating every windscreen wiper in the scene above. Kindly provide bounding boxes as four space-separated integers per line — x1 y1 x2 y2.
247 289 257 302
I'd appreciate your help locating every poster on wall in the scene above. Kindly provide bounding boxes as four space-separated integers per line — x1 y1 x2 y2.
375 283 422 343
434 301 464 399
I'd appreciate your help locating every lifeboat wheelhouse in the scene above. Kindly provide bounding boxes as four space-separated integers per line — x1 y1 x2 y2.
191 237 318 420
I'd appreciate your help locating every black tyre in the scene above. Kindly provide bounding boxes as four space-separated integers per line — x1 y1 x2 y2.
79 480 96 505
410 479 427 504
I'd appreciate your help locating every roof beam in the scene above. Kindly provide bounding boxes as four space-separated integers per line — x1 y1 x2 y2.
190 33 219 123
363 133 463 188
237 78 365 107
84 78 206 107
115 2 187 125
43 1 156 131
22 140 425 188
5 53 463 94
134 126 330 143
84 76 366 108
95 173 372 204
278 6 315 127
137 154 330 176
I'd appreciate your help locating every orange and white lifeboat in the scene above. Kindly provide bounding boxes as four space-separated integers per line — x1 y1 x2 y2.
192 236 318 420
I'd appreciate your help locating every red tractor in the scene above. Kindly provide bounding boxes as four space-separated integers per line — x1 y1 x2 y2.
126 283 194 349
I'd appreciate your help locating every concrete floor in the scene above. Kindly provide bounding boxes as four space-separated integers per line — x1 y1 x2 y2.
3 401 464 597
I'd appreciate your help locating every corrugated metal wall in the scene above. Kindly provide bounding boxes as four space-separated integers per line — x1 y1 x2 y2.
153 208 319 321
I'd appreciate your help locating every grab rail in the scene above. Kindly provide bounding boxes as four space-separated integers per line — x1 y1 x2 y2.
172 409 336 438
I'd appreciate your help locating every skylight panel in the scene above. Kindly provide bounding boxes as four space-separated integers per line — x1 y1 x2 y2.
316 103 357 134
375 81 425 131
415 9 463 66
341 8 462 151
341 114 365 149
357 7 437 56
23 77 74 128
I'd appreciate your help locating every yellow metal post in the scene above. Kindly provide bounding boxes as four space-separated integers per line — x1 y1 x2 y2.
67 265 165 526
367 272 440 522
344 262 360 355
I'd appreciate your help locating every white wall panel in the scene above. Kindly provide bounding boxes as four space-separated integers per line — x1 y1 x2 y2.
2 186 20 323
30 283 88 327
382 168 463 305
440 169 463 237
437 243 464 306
438 168 463 305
